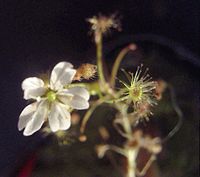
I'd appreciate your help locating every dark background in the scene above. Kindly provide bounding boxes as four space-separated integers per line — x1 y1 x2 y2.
0 0 199 176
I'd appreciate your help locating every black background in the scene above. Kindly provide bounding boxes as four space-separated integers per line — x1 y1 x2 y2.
0 0 199 176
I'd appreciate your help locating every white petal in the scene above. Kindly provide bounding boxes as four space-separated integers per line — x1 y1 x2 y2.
57 89 73 106
50 62 76 90
22 77 44 90
24 87 47 100
57 95 72 107
67 87 90 101
48 102 71 132
70 95 89 110
18 102 38 131
23 101 49 136
22 77 46 100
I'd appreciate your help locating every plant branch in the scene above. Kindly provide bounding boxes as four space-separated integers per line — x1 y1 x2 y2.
110 44 136 87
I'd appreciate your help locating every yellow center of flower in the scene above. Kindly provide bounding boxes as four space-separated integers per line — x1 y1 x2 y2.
47 91 57 102
130 86 143 102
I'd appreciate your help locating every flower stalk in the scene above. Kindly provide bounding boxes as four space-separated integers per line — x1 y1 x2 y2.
96 32 106 86
126 148 138 177
110 44 137 87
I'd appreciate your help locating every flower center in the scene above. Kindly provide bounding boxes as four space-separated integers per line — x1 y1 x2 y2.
47 90 57 102
130 86 143 102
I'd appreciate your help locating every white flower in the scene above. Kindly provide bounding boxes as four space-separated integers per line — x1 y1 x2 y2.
18 62 90 136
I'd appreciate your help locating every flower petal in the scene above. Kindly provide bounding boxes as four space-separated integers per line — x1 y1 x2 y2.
22 77 46 100
50 62 76 90
57 94 72 107
18 102 38 131
70 95 89 110
67 87 90 101
24 87 47 100
22 77 44 90
48 102 71 132
23 101 49 136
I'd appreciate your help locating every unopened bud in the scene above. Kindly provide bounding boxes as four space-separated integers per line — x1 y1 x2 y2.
74 63 97 81
71 113 80 125
95 144 109 158
99 126 110 140
155 80 167 100
79 134 87 142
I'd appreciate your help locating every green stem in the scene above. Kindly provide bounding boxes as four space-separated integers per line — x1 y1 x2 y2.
110 44 136 87
104 95 129 104
80 101 99 134
121 104 132 135
80 98 105 134
68 82 89 88
69 82 100 96
96 34 106 85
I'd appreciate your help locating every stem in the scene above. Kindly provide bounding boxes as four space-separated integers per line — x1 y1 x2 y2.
161 84 183 143
96 33 106 85
136 155 156 176
110 44 136 87
109 145 127 156
120 104 132 136
80 101 101 133
123 115 137 177
69 82 101 96
126 148 138 177
116 104 139 177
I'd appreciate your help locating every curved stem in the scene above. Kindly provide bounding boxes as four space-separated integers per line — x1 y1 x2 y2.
110 44 136 87
161 84 183 143
113 120 131 139
80 101 100 134
80 94 112 134
120 104 132 135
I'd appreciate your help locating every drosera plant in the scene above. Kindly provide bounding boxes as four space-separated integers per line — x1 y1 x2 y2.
18 13 183 177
